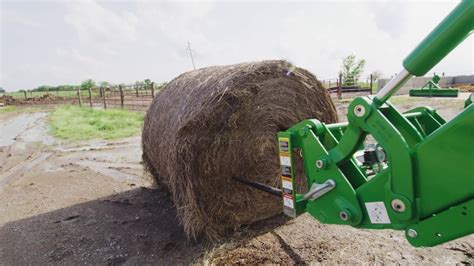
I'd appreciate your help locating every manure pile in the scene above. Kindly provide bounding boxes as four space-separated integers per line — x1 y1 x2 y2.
142 60 338 240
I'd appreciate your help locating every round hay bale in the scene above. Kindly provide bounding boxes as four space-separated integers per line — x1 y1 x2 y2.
142 60 338 240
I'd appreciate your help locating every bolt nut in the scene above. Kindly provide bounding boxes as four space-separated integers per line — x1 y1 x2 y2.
391 199 406 213
299 125 311 138
316 159 325 169
354 104 366 117
407 229 417 238
339 211 350 221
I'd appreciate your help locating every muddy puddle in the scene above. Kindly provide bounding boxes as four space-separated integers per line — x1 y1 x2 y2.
0 112 54 147
0 112 143 184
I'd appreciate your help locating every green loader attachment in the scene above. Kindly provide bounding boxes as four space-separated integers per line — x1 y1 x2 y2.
277 0 474 247
409 74 459 97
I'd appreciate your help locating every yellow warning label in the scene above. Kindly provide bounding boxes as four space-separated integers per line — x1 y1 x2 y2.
278 137 290 155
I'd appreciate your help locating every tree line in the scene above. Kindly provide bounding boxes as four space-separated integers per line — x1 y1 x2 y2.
19 79 160 93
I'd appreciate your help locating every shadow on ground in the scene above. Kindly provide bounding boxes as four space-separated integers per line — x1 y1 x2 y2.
0 187 288 264
0 187 205 264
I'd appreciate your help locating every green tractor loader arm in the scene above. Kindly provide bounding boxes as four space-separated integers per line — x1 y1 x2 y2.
276 0 474 247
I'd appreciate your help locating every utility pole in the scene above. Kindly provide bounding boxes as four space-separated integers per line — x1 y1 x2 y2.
187 41 196 70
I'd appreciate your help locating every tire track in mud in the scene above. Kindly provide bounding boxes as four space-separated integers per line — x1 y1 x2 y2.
0 112 55 188
0 152 53 187
56 138 144 181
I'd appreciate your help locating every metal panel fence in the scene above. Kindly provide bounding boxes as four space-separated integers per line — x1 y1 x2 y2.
321 74 376 99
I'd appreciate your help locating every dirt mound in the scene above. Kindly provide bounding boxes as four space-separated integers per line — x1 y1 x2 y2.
0 93 70 105
141 60 338 240
29 93 68 103
1 95 16 105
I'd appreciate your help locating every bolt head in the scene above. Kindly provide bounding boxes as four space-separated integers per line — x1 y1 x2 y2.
339 211 349 221
407 229 417 238
354 104 366 117
391 199 406 213
299 125 311 138
316 160 325 169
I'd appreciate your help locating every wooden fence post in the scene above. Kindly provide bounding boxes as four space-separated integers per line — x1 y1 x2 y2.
135 86 139 97
119 85 124 108
88 87 93 108
77 87 82 107
23 91 27 100
338 73 342 100
151 82 155 98
369 74 373 94
101 87 107 109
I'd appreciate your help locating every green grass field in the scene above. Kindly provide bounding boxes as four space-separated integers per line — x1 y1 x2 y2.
50 105 144 140
0 106 17 113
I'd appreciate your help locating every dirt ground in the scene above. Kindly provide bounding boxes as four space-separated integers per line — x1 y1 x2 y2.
0 93 473 265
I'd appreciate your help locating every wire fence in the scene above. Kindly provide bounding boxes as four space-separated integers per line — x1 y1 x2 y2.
1 74 382 108
1 83 160 111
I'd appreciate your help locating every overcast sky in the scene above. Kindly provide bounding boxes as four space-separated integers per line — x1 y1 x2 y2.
1 0 473 91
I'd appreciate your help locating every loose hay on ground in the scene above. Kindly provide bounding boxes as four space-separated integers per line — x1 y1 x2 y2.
142 60 338 240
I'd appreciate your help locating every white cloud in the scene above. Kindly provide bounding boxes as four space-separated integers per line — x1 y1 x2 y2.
371 2 407 39
56 47 105 70
2 7 43 28
133 2 215 57
1 0 472 91
64 0 138 44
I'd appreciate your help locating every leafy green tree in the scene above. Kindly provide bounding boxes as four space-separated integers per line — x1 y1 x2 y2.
340 54 366 86
0 87 4 93
35 85 53 92
144 79 153 90
134 81 144 87
55 85 72 91
81 79 96 91
98 81 110 88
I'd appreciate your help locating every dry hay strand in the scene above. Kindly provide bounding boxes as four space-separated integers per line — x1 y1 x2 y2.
142 60 338 240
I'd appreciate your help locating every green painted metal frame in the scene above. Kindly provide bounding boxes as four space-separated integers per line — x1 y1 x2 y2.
278 0 474 247
409 75 459 98
279 97 474 247
464 93 473 108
